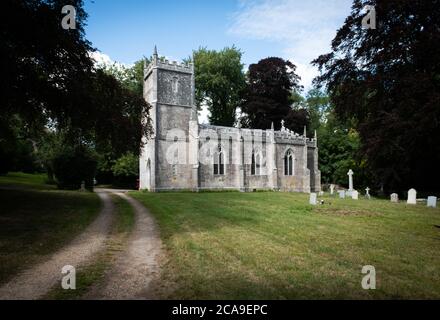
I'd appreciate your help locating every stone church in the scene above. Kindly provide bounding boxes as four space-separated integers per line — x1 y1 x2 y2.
139 48 321 193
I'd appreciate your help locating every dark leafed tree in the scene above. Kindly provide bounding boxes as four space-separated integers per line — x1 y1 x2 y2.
240 57 305 131
192 47 246 126
1 0 152 175
312 0 440 192
1 0 93 129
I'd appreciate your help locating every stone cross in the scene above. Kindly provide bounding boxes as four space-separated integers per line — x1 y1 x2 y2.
407 188 417 205
427 196 437 208
330 184 335 195
347 169 354 192
390 193 398 203
309 193 317 205
365 187 371 199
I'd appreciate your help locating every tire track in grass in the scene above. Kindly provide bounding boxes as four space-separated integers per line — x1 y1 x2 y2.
85 191 163 300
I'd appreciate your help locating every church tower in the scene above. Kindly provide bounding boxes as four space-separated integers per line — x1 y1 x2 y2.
139 47 199 191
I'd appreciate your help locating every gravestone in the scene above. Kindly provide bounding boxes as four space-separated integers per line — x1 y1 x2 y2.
309 193 317 205
427 196 437 208
338 190 345 199
347 169 354 193
352 190 359 200
407 189 417 205
365 187 371 199
330 184 335 195
390 193 398 203
80 181 86 192
319 191 324 196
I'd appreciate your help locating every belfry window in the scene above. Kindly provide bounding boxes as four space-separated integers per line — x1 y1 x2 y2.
284 149 294 176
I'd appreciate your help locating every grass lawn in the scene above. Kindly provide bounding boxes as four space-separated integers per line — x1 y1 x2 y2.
0 172 56 190
0 173 101 285
131 191 440 299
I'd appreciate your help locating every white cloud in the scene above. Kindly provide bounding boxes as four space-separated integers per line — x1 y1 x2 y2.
89 51 131 70
229 0 352 90
90 51 114 66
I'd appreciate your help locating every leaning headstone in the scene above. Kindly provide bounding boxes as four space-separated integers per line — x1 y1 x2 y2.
338 190 346 199
427 196 437 208
309 193 317 205
365 187 371 199
352 190 359 200
390 193 398 203
330 184 335 195
407 188 417 205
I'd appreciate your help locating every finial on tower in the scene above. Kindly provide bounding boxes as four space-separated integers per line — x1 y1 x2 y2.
153 45 158 63
271 122 274 131
303 125 307 137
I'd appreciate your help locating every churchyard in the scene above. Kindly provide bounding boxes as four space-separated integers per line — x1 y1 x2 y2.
131 188 440 299
1 172 439 299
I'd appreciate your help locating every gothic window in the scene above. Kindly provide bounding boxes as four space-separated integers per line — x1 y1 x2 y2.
251 151 261 176
284 149 294 176
256 153 261 175
214 147 224 175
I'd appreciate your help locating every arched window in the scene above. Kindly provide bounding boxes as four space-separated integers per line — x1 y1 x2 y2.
256 153 261 175
284 149 294 176
251 151 261 176
214 147 224 175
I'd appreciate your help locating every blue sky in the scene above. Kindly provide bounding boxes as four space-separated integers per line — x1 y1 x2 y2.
85 0 352 90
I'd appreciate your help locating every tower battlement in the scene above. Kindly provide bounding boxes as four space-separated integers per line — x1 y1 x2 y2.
144 46 193 79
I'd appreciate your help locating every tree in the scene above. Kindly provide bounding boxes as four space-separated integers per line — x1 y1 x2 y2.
98 57 151 97
1 0 93 132
52 144 98 190
305 89 331 133
1 1 153 178
240 57 304 131
92 59 152 185
111 152 139 188
317 112 373 189
0 115 41 174
313 0 440 192
192 47 246 126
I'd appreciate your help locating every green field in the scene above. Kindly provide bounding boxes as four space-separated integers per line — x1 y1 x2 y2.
131 191 440 299
0 173 101 285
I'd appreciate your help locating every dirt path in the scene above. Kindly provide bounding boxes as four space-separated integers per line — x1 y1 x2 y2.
0 190 114 300
86 191 163 300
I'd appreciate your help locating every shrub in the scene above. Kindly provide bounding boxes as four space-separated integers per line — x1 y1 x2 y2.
111 152 138 189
